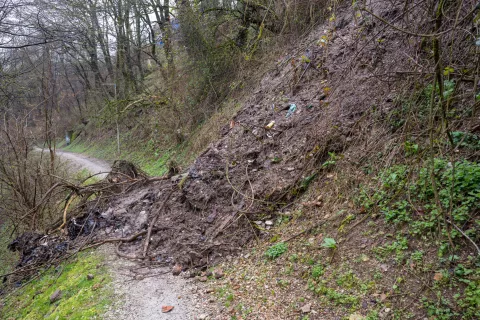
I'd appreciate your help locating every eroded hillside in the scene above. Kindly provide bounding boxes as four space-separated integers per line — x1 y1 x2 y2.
2 0 480 319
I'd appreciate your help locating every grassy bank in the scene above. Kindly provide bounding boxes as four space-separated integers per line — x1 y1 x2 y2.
0 224 18 278
1 250 112 320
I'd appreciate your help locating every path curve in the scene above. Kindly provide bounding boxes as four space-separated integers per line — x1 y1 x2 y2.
34 147 111 179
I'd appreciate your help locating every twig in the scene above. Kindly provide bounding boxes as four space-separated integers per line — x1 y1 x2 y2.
126 270 170 281
447 220 480 255
284 220 327 242
80 229 153 251
142 189 174 258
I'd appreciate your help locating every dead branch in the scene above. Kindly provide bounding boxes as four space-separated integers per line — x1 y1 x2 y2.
447 220 480 256
56 195 76 232
142 189 174 258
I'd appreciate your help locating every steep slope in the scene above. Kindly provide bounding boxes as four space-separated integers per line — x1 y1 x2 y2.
4 1 480 319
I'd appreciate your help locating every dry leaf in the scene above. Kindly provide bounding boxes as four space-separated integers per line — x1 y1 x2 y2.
434 273 443 281
161 306 174 313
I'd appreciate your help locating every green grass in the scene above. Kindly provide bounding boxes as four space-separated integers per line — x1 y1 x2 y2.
73 168 101 185
1 250 112 320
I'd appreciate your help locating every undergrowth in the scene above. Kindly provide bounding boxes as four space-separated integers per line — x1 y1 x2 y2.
359 158 479 244
357 158 480 318
0 223 18 278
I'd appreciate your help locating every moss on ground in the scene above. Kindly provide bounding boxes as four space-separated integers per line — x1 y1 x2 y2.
1 250 112 320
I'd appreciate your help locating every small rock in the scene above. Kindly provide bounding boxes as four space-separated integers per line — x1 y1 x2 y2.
286 167 295 171
198 314 208 320
300 303 311 313
214 269 224 279
116 208 127 215
86 274 94 280
254 221 263 225
380 264 389 272
205 288 215 293
349 313 365 320
265 220 273 226
171 173 188 183
50 290 62 304
172 264 182 276
206 212 217 223
198 276 208 282
379 308 391 319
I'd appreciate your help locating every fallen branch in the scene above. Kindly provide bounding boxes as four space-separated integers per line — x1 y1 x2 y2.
80 229 152 251
56 195 76 232
284 220 327 242
142 189 174 258
447 220 480 256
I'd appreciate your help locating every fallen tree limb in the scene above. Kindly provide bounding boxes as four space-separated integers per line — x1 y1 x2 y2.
80 229 153 251
56 195 76 232
143 189 174 258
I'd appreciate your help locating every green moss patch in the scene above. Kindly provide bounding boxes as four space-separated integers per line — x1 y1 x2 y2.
1 250 112 320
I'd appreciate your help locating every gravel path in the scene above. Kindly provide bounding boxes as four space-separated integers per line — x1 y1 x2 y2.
34 147 111 179
101 245 201 320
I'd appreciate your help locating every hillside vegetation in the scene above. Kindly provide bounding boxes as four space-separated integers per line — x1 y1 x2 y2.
1 0 480 319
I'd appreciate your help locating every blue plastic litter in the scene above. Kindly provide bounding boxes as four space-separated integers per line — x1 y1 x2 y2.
286 104 297 118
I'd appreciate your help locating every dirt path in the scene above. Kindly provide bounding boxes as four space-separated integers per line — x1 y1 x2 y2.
34 147 111 179
101 245 209 320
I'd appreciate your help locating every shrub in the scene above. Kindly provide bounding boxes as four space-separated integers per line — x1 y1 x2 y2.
265 242 288 260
